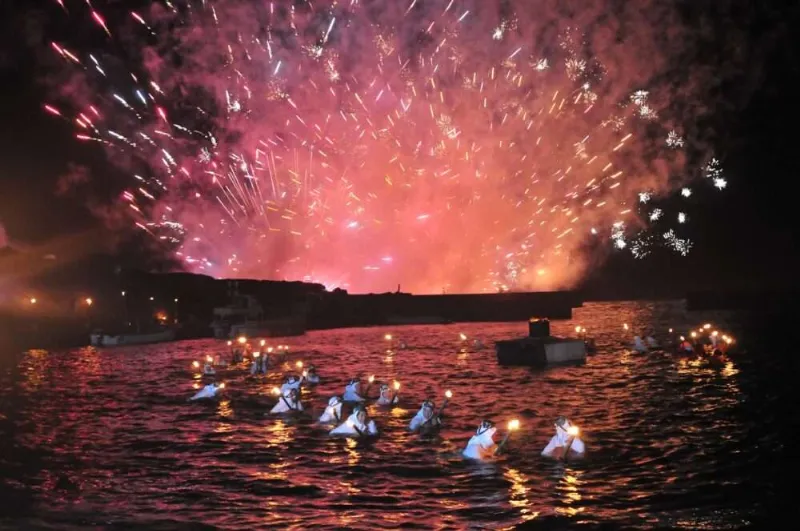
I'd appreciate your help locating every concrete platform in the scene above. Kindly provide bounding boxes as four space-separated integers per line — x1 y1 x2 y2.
495 336 587 366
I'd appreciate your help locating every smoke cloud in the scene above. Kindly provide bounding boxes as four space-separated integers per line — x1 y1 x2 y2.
37 0 765 292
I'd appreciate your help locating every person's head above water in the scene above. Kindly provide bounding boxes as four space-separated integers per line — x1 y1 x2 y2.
421 400 435 419
286 375 298 384
353 404 368 424
555 416 573 433
476 419 496 437
328 396 342 407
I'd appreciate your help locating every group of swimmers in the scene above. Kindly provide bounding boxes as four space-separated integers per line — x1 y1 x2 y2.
190 349 586 461
627 323 734 359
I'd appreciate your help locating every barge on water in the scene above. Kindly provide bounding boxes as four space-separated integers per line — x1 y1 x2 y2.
495 318 586 367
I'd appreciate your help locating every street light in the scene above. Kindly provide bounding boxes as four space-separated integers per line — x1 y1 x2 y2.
121 291 126 297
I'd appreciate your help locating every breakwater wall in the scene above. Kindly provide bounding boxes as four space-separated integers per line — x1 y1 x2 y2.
2 262 583 349
307 291 582 329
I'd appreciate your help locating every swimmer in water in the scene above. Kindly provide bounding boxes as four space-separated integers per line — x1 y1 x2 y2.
375 383 399 407
203 362 216 375
632 335 648 353
330 404 379 438
409 400 441 432
318 396 343 424
541 416 586 460
190 382 223 401
270 388 303 415
305 365 320 384
343 378 366 402
462 420 498 460
281 375 302 395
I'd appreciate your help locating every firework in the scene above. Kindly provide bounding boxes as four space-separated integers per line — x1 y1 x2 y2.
42 0 725 292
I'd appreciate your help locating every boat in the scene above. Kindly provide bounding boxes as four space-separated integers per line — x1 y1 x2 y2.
211 288 306 339
495 318 586 367
90 328 176 347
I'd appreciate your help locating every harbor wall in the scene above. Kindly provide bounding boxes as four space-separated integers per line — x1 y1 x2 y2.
2 261 583 349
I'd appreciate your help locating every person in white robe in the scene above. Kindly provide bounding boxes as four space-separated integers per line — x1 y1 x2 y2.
375 383 399 407
270 388 304 415
541 416 586 460
329 405 378 437
409 400 440 432
462 420 498 460
318 396 343 424
343 378 365 402
190 382 222 401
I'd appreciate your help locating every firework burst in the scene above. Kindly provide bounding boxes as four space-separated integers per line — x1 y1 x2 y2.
42 0 726 293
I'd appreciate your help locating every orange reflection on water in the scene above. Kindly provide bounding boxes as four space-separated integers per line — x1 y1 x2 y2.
344 437 361 467
505 467 539 522
264 419 292 448
216 399 233 422
554 471 585 517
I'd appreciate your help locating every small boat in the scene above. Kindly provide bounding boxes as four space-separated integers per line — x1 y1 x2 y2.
90 328 176 347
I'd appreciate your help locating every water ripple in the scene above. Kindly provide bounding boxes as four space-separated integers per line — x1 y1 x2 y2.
0 301 780 529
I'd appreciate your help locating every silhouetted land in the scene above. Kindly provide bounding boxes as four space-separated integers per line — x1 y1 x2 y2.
1 251 582 350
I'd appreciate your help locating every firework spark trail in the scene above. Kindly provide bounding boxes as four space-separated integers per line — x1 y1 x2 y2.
42 0 725 293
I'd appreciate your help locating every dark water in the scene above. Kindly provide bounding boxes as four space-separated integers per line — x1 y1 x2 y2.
0 301 790 529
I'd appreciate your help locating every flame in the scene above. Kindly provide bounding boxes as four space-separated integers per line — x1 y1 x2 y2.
459 333 467 341
271 387 280 395
508 419 520 431
260 339 266 346
254 352 260 357
219 382 226 389
237 336 247 344
445 390 452 399
393 381 400 390
384 334 392 341
368 375 375 383
567 425 580 436
192 361 200 368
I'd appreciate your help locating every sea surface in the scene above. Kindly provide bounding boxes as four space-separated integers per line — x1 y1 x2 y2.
0 301 791 529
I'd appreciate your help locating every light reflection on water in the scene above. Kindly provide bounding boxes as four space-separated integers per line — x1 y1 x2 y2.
0 301 777 529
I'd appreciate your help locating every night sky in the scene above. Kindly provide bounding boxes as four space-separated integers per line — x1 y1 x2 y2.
1 0 799 295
